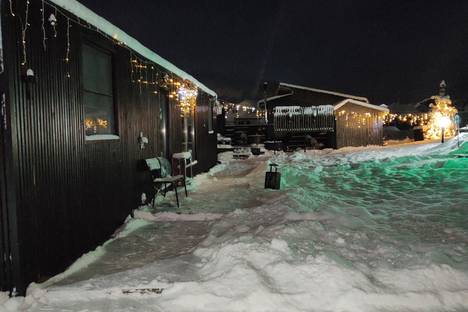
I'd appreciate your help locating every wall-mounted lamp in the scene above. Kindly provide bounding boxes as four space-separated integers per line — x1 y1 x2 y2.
22 68 36 100
138 131 149 150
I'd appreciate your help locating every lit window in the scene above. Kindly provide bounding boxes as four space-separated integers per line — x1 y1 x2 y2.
81 43 117 137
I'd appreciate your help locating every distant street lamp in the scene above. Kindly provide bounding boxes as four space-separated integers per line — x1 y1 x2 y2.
455 114 461 147
437 115 451 143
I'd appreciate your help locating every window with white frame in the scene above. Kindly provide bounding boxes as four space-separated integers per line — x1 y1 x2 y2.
81 43 117 138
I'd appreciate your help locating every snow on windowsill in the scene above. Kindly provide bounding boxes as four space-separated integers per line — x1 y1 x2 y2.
85 135 120 142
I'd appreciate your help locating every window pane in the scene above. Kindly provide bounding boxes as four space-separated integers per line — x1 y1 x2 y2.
82 44 113 95
81 43 116 138
83 91 115 136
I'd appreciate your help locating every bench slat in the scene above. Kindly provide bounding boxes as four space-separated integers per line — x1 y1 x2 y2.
154 175 184 183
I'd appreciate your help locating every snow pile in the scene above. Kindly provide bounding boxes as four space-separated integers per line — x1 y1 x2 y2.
4 136 468 311
16 220 468 311
40 217 152 288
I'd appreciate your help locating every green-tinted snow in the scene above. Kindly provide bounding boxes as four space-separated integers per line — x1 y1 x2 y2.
279 142 468 268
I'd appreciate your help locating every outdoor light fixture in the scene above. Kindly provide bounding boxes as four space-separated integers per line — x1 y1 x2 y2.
22 68 36 100
437 115 451 128
138 131 149 149
437 115 451 143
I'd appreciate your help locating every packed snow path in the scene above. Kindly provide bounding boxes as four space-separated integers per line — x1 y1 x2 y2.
2 136 468 312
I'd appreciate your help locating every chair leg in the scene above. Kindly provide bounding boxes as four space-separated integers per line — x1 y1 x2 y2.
174 182 180 208
183 169 188 197
152 187 159 209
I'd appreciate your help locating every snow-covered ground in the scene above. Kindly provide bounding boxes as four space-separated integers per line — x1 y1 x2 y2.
2 136 468 312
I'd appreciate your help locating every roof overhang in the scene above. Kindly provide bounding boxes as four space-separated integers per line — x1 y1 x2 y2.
49 0 217 97
334 99 389 113
257 93 293 105
280 83 369 103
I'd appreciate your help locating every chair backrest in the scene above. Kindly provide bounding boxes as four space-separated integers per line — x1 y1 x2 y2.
157 157 172 177
173 151 192 161
145 157 172 178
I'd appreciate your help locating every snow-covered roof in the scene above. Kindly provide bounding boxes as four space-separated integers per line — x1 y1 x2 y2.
280 83 369 103
237 99 258 107
50 0 216 97
334 99 389 113
257 93 293 105
274 105 335 116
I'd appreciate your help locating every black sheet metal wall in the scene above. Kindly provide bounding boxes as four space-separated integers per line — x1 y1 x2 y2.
1 0 217 293
0 93 10 292
0 0 13 293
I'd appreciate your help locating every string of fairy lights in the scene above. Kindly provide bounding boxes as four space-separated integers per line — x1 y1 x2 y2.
222 102 264 119
223 99 458 140
9 0 199 118
40 0 46 51
335 110 385 129
129 54 198 116
19 0 30 66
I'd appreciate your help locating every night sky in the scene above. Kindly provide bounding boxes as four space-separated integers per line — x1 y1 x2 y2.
79 0 468 105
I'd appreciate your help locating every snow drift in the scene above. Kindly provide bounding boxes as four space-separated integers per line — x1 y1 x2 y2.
3 136 468 311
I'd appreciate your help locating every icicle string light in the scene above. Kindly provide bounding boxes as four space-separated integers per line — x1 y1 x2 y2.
9 0 15 16
384 113 430 126
41 0 47 51
130 52 135 83
65 18 70 63
20 0 30 66
51 8 58 38
177 85 198 116
384 98 458 140
65 18 71 78
130 54 198 114
12 0 203 107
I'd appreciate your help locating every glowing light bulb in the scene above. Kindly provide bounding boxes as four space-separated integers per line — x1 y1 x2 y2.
437 115 451 129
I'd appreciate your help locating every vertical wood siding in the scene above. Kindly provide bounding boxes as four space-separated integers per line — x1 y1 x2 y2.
335 103 385 148
2 0 217 293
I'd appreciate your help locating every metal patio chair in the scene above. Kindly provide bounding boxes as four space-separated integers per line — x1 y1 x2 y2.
145 157 187 208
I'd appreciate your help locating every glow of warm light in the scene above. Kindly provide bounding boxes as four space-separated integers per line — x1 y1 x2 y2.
423 96 457 140
97 118 109 128
84 118 95 130
177 85 198 116
437 115 451 129
84 118 109 131
383 96 457 140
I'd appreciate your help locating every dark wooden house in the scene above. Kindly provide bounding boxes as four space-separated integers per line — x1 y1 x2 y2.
259 82 388 148
0 0 217 295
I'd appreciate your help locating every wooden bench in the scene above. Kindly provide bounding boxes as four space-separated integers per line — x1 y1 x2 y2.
145 157 188 208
